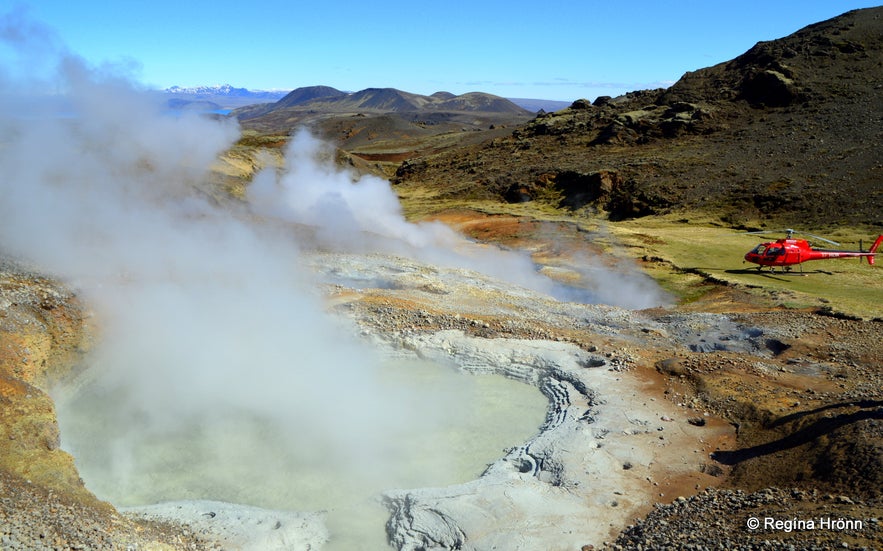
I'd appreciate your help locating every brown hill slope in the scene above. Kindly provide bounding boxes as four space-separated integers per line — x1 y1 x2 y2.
393 7 883 229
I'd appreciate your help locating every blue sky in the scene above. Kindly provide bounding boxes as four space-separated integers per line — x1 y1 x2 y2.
3 1 881 101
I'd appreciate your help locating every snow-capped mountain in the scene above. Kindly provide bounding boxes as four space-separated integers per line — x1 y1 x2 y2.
163 84 291 109
165 84 290 100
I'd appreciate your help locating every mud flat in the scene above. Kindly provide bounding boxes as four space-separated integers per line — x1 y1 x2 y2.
323 252 735 550
106 328 729 551
122 500 328 551
380 330 730 550
319 251 737 549
6 248 735 551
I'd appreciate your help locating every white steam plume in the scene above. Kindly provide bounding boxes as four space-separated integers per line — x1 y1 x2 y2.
1 8 668 519
250 129 568 296
248 130 671 309
0 15 424 489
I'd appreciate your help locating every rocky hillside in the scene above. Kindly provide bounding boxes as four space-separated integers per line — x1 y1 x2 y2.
393 7 883 229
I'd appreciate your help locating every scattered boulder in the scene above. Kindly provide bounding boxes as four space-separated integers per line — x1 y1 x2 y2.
739 68 802 107
688 416 707 427
552 169 623 209
593 95 612 107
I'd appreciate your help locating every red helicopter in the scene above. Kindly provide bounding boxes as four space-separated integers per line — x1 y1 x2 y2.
743 229 883 272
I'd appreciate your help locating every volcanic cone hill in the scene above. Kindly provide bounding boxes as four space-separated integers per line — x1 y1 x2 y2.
392 6 883 229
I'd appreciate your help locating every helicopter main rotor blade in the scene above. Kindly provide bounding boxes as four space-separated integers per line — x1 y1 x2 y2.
800 232 840 246
742 229 840 246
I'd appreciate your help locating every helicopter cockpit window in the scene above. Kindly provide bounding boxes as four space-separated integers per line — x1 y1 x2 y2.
751 245 767 255
765 246 783 257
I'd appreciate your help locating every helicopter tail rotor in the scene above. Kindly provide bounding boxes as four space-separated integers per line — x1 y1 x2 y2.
867 235 883 265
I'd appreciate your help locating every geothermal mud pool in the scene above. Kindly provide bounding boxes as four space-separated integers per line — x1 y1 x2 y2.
49 247 732 551
56 355 548 550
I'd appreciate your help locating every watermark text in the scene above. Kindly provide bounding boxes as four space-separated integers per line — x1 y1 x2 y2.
746 516 864 533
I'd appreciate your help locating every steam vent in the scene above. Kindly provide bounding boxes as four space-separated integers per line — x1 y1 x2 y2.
2 6 883 551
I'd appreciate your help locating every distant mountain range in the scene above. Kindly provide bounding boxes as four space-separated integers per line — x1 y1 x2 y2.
165 84 290 101
235 86 534 119
162 84 571 113
228 85 548 136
